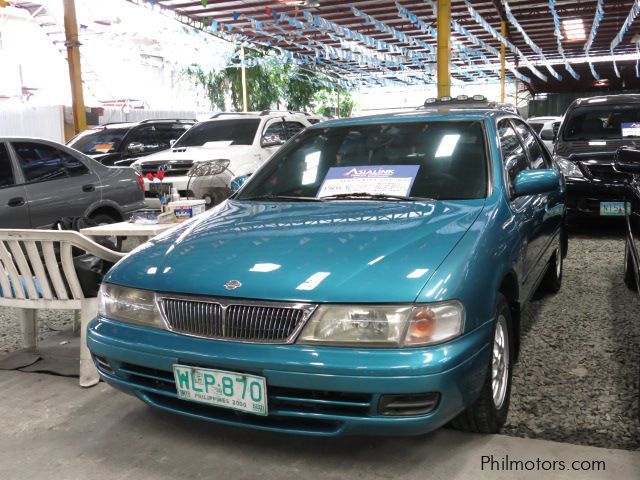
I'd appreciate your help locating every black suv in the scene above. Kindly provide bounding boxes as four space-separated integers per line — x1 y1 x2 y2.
67 118 196 167
554 94 640 216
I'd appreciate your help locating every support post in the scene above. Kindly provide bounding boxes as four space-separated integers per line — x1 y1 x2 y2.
240 46 248 112
437 0 451 98
337 89 341 118
500 21 506 102
63 0 86 134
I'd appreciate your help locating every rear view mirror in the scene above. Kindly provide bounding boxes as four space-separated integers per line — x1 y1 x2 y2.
261 133 286 148
614 147 640 174
512 169 560 197
540 129 555 141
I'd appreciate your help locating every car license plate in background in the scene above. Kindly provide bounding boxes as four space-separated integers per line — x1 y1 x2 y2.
173 365 268 416
600 201 629 216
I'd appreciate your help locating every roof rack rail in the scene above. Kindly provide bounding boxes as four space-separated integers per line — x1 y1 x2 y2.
138 118 197 124
259 110 311 116
210 112 259 119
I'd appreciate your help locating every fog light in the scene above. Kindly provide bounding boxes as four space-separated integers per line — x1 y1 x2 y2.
378 393 440 416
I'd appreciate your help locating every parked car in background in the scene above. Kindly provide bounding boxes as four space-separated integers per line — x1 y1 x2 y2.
131 111 311 206
554 94 640 217
88 100 566 436
67 119 196 167
527 116 561 151
0 137 145 228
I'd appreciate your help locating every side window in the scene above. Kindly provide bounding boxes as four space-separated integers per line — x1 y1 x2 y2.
512 119 550 169
497 120 528 186
262 122 286 144
124 127 159 153
284 121 306 139
61 151 90 177
0 143 15 188
12 142 67 183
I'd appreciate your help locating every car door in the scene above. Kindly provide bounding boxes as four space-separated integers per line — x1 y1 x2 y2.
0 142 30 228
512 118 561 284
10 141 100 228
498 119 540 296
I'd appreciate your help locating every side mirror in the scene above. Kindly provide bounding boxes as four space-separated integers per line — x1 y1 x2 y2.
614 147 640 174
127 142 145 154
540 129 555 141
169 139 176 147
261 134 286 148
512 169 560 197
230 174 251 193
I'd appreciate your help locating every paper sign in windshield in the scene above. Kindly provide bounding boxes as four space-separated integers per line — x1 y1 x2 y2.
622 122 640 137
317 165 419 198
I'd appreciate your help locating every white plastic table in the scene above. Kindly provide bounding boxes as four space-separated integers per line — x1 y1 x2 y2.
80 221 177 242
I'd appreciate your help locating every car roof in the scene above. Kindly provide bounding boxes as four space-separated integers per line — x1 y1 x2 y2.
310 107 512 129
573 94 640 107
92 119 197 130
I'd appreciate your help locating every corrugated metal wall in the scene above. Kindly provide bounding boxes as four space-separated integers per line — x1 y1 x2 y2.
0 105 65 142
528 90 640 118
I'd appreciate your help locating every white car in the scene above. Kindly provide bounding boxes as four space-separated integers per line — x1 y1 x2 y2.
527 116 562 151
131 111 311 205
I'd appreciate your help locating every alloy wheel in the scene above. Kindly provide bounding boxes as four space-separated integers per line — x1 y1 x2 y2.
491 315 509 410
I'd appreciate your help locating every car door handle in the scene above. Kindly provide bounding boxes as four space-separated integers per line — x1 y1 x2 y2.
82 184 95 192
8 197 25 207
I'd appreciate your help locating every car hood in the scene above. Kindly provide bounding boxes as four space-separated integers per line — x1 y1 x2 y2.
107 199 485 303
132 145 257 165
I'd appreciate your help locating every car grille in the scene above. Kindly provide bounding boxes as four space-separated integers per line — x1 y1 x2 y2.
159 297 315 343
140 160 194 176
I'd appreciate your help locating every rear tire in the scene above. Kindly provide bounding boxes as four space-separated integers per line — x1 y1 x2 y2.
624 241 638 291
451 293 512 434
541 246 563 293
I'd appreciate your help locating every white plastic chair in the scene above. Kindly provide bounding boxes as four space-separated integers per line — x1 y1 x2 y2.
0 229 125 386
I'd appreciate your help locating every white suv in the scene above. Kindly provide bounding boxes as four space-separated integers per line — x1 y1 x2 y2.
131 111 311 205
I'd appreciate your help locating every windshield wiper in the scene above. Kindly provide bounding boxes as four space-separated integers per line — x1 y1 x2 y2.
241 194 324 202
320 192 435 202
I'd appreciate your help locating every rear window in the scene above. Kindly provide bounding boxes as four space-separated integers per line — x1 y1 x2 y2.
563 104 640 140
69 128 129 154
174 119 260 147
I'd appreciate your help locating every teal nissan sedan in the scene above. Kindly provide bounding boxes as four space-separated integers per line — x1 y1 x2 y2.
88 98 566 436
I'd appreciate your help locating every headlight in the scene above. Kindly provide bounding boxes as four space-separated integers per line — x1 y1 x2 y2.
188 159 230 177
297 302 464 347
556 157 583 178
98 283 164 328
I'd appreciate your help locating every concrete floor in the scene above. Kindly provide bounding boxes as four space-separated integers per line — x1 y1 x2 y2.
1 371 638 480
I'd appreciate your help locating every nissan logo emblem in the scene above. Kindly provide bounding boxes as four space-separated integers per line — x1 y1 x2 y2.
224 280 242 290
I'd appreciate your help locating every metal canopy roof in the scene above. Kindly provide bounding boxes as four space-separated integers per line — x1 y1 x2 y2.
148 0 640 93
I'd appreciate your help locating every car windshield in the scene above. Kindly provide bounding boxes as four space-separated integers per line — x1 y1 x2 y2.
69 128 129 154
237 121 487 201
563 104 640 140
173 119 260 147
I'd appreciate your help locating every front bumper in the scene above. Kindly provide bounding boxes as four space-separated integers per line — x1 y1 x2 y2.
87 317 493 436
565 177 634 215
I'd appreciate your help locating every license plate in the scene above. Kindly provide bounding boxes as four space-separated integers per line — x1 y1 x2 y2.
173 365 268 416
600 201 630 216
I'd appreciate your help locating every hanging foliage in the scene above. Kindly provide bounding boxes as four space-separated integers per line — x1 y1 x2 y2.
185 47 348 113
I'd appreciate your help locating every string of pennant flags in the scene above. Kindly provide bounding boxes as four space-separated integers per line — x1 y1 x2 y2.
145 0 640 89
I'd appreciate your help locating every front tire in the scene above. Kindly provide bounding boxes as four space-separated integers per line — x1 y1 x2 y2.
452 293 512 433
